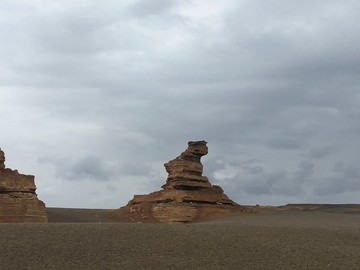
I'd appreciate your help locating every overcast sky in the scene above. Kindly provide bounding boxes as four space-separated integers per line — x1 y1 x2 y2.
1 0 360 208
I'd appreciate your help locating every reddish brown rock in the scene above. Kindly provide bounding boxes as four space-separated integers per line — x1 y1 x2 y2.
109 141 250 223
0 148 47 223
0 148 5 170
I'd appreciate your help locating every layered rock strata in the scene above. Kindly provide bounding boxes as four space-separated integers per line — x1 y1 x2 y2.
110 141 250 223
0 148 47 223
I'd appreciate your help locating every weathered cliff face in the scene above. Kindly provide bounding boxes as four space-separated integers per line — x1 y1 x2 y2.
0 148 47 223
110 141 250 223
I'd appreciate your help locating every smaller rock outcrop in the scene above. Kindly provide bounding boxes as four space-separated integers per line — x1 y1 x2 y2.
0 148 47 223
0 148 5 170
109 141 250 223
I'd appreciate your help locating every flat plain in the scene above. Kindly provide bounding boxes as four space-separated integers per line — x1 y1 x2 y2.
0 205 359 270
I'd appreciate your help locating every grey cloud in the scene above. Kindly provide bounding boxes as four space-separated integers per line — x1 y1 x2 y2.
66 157 111 181
332 162 359 179
243 165 264 175
203 156 227 177
266 137 306 150
294 160 314 182
241 170 290 196
244 185 271 196
129 0 178 17
314 176 360 196
305 145 338 159
118 162 153 177
217 159 316 201
314 162 360 196
1 1 360 207
39 156 113 182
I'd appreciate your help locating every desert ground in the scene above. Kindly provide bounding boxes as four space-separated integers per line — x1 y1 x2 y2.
0 205 359 270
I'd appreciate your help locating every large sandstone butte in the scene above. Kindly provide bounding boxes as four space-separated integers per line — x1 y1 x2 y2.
110 141 250 223
0 148 47 223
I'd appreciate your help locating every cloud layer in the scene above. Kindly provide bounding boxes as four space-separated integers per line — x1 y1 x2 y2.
1 0 360 207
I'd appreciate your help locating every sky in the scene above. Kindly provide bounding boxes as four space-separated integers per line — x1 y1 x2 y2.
1 0 360 208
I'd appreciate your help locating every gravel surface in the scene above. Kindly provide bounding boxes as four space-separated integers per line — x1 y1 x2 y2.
0 208 359 270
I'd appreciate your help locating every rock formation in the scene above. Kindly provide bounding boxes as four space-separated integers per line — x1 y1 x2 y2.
109 141 250 223
0 148 47 223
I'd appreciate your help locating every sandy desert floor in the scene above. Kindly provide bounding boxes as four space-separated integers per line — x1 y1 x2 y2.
0 205 359 270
